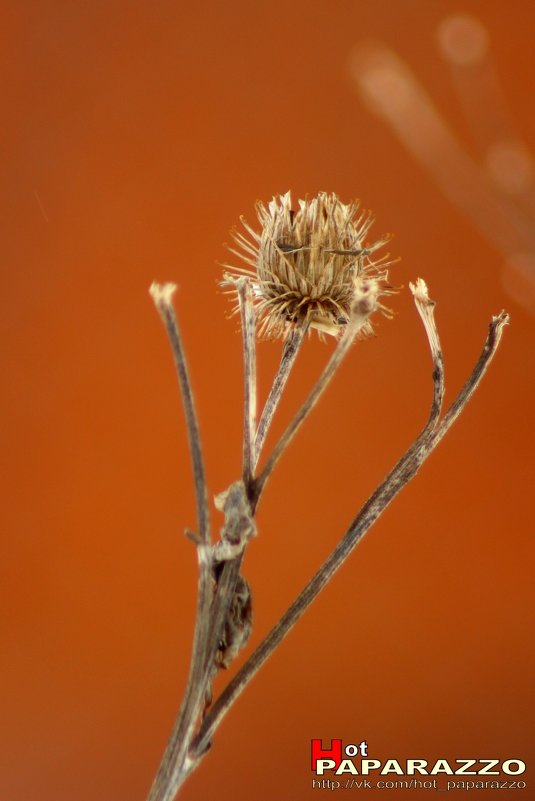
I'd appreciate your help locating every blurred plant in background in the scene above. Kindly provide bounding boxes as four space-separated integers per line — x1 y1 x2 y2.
350 13 535 315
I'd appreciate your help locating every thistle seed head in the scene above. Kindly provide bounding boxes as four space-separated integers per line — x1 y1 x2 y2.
223 191 395 338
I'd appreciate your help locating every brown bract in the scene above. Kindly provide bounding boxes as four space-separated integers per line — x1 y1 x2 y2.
223 191 395 338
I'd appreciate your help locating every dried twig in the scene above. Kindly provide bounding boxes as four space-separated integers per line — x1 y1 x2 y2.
253 317 309 471
147 283 213 801
236 279 257 489
146 193 508 801
252 279 383 507
189 282 508 759
149 283 210 543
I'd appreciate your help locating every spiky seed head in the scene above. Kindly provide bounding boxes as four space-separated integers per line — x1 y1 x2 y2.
223 190 395 339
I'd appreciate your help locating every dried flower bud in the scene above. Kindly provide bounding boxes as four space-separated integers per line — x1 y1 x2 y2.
223 190 395 338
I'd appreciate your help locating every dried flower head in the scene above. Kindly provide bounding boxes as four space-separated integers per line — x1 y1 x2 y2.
223 191 394 338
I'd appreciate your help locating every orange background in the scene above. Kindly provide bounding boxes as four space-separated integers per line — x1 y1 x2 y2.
2 2 534 800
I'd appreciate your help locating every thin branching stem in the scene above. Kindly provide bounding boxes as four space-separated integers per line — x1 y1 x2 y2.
253 316 310 471
147 284 213 801
149 283 210 543
189 295 509 760
237 279 257 490
425 310 509 450
252 298 374 507
410 278 444 428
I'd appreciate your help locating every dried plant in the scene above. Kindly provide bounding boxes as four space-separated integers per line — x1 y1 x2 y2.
146 191 508 801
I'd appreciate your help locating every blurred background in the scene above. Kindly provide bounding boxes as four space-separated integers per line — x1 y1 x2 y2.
2 1 534 799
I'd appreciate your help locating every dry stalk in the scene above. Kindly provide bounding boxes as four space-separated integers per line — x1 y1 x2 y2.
146 195 508 801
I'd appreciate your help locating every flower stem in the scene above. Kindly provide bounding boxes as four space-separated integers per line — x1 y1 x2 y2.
189 297 508 761
252 291 375 507
147 284 213 801
253 317 309 472
149 283 210 544
236 279 257 491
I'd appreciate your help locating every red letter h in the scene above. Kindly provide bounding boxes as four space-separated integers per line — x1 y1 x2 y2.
311 739 342 770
